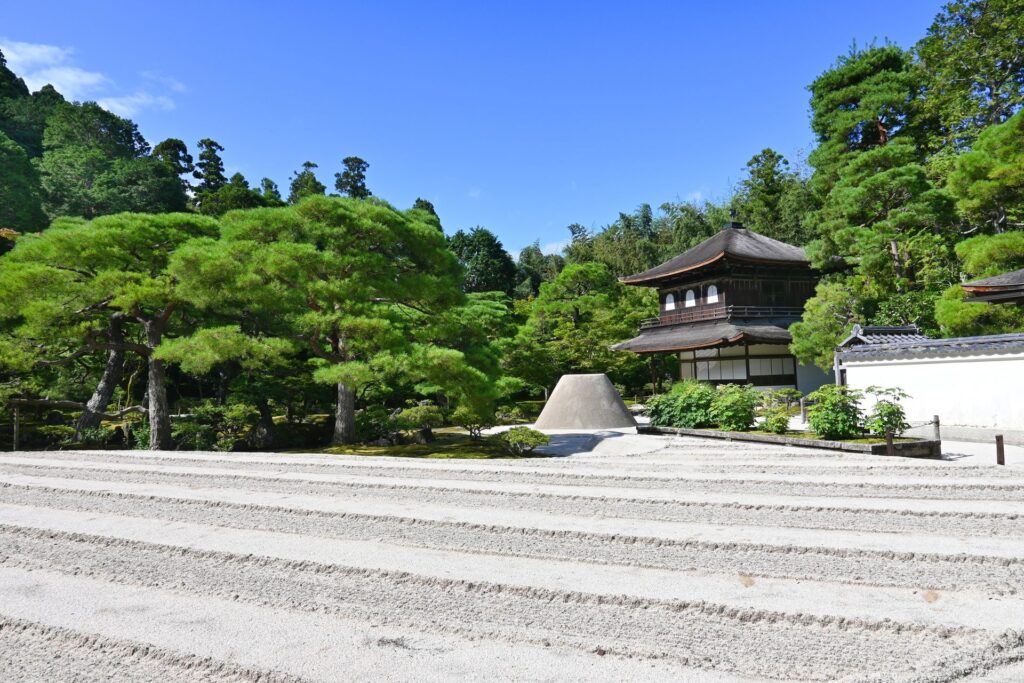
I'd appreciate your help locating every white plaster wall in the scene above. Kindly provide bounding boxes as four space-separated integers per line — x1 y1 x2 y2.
796 363 832 395
842 352 1024 430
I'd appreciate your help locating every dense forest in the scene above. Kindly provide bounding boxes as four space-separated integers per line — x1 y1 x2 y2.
1 0 1022 450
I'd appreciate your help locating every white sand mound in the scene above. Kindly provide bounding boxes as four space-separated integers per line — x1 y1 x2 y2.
534 373 637 430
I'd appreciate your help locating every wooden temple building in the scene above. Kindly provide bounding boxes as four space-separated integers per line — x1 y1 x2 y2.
612 217 831 392
961 268 1024 306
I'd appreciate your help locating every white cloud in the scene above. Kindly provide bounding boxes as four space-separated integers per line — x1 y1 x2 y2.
1 38 182 116
141 70 186 93
686 190 704 202
541 239 568 255
26 66 108 100
98 92 175 117
467 187 482 199
0 39 72 70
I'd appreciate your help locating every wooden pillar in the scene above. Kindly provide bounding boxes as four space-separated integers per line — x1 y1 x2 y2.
885 431 895 457
744 343 751 384
996 435 1005 466
12 407 19 451
932 415 940 442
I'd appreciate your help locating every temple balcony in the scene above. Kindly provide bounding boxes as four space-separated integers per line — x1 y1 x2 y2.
639 304 805 330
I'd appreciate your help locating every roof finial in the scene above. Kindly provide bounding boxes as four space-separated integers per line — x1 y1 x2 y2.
724 208 743 230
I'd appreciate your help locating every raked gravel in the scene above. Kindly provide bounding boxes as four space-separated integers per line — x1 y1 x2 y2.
0 438 1022 682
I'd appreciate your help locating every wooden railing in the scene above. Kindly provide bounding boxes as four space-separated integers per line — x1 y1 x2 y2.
639 305 804 329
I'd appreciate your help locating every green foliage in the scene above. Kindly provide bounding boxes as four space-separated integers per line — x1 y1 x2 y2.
494 426 549 455
789 282 861 370
334 156 372 199
287 161 326 203
193 138 226 194
807 384 864 440
733 148 817 245
171 402 260 451
448 227 518 295
645 380 715 429
451 404 494 439
947 110 1024 234
0 131 46 232
864 386 911 437
935 233 1024 336
35 102 187 219
955 231 1024 279
760 407 792 435
396 404 444 430
198 173 269 216
935 284 1024 336
709 384 759 432
917 0 1024 153
355 406 396 442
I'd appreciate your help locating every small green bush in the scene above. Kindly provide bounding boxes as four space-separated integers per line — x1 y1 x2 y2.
395 404 444 430
807 384 864 440
709 384 759 431
865 386 911 437
760 406 792 434
355 405 397 442
495 426 550 455
451 405 495 439
646 380 715 428
37 424 75 447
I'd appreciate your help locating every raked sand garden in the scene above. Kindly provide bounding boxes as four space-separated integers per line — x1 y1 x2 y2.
1 433 1023 681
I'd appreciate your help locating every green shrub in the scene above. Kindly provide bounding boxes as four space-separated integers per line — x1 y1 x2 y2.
807 384 864 440
395 404 444 430
451 405 495 439
37 424 75 447
171 402 259 451
865 386 911 437
769 388 803 408
709 384 759 431
760 406 792 434
355 405 397 442
130 420 151 449
495 426 550 455
646 380 715 428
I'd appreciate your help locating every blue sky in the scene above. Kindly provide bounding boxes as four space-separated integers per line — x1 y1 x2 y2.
4 1 941 254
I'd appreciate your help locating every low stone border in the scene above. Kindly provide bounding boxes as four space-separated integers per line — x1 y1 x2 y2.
639 425 942 457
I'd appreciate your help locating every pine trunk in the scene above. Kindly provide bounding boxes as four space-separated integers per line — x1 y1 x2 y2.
145 321 173 450
332 382 356 445
74 347 125 439
251 398 275 449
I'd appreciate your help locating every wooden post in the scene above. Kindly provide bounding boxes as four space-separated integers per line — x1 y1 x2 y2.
12 406 19 451
996 434 1005 466
885 430 895 457
932 415 940 442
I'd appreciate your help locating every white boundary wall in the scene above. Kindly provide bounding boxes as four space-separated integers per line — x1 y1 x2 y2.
842 351 1024 442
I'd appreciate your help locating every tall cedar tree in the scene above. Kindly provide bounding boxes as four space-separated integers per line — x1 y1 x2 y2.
193 138 227 195
288 161 326 203
447 227 519 295
334 156 372 199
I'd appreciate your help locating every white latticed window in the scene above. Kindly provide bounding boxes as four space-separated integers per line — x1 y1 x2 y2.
706 284 719 303
684 290 696 307
664 293 676 311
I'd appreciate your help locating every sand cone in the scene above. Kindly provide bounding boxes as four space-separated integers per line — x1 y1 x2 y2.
534 373 637 430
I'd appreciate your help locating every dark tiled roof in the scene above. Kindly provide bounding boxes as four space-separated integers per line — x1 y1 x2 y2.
837 324 931 348
963 267 1024 289
962 268 1024 303
838 332 1024 361
611 320 792 353
620 228 808 285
